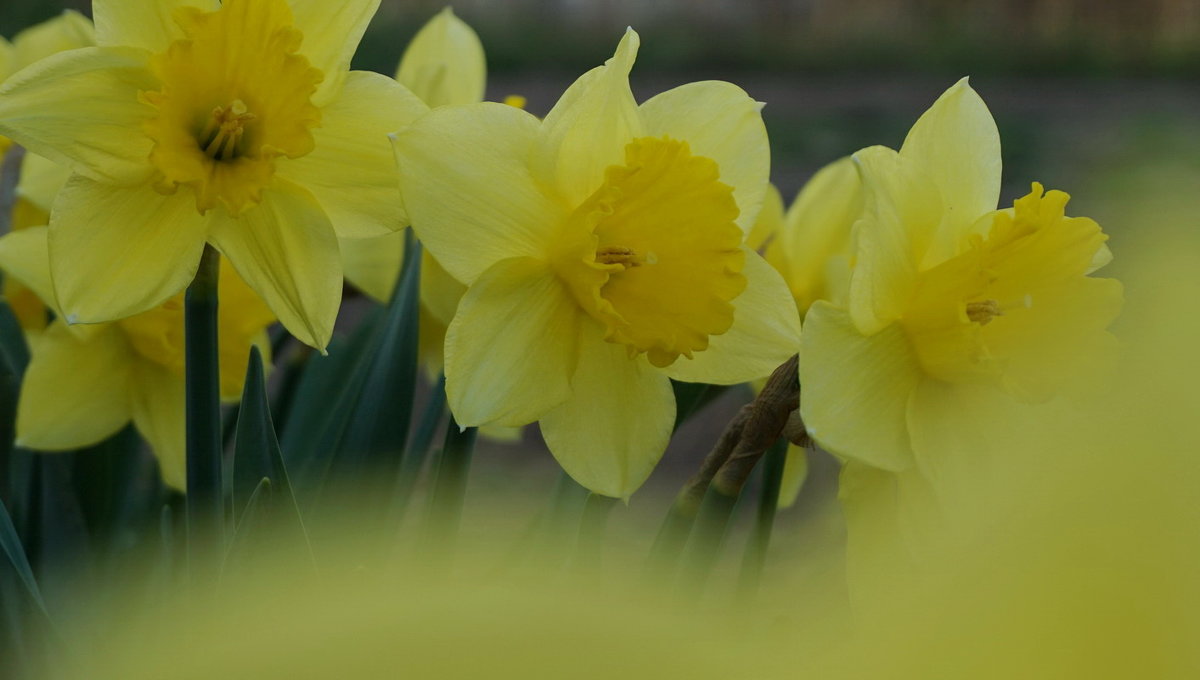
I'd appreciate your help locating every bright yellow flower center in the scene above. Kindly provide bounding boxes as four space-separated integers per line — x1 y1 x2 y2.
903 183 1110 387
555 136 746 367
142 0 322 215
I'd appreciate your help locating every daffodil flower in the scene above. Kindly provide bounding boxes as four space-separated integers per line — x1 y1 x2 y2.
1 10 96 333
0 0 428 350
393 29 801 498
797 79 1123 477
0 227 274 488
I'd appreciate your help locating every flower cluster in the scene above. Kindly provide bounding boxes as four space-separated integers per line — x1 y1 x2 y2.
0 1 1120 512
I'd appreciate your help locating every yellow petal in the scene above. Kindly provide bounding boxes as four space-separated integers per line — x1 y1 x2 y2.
12 10 95 67
798 302 920 471
209 179 341 351
395 7 486 108
849 145 942 335
0 47 157 185
288 0 379 106
766 156 861 315
746 183 784 252
49 176 208 323
540 319 675 499
93 0 215 52
662 248 801 385
340 231 402 303
15 152 71 213
778 444 809 509
444 257 579 427
279 71 427 239
421 251 467 326
905 379 1005 488
0 226 55 311
130 361 186 490
0 37 14 79
639 80 769 236
900 77 1001 266
394 102 563 284
536 28 643 205
17 321 133 451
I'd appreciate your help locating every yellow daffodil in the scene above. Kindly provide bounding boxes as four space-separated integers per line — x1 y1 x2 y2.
393 29 801 498
0 226 274 488
1 10 96 333
797 79 1123 477
0 0 428 350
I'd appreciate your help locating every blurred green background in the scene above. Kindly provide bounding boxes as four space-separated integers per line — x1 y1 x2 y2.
3 0 1198 571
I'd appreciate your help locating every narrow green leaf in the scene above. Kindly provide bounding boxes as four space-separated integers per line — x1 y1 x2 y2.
231 347 312 561
223 477 271 571
0 301 26 520
391 372 446 519
233 346 295 517
0 496 50 623
280 306 382 493
334 230 422 477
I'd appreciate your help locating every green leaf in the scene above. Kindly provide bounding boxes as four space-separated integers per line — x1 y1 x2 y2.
223 477 271 571
0 496 50 624
233 346 297 518
280 306 382 494
231 347 312 563
333 230 422 477
671 381 736 431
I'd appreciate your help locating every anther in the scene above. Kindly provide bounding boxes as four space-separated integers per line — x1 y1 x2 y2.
596 246 641 267
965 299 1002 325
201 99 255 161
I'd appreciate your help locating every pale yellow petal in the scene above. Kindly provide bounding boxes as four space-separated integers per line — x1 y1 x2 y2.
746 183 783 252
798 302 920 471
905 379 1008 490
0 226 55 310
0 37 14 79
130 361 186 490
536 28 643 205
209 179 341 351
662 248 801 385
849 145 942 335
767 156 861 314
17 321 133 451
395 7 486 108
539 319 675 499
15 152 71 213
49 176 208 323
778 445 809 509
421 251 466 327
639 80 769 236
12 10 95 67
0 47 156 185
900 77 1001 266
93 0 215 52
394 102 563 285
340 231 402 303
444 257 579 427
279 71 428 239
288 0 379 106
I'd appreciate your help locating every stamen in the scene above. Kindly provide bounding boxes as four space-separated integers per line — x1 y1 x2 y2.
596 246 641 268
200 100 255 161
965 299 1002 325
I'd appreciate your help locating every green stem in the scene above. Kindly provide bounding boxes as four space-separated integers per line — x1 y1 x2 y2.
678 482 743 593
737 437 787 598
423 415 477 559
185 244 222 581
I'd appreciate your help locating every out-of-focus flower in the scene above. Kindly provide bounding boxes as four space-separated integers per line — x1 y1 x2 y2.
798 79 1123 477
0 0 428 350
0 226 274 488
0 10 96 333
394 29 800 498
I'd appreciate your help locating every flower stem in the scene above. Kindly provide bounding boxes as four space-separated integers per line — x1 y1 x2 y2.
737 437 788 599
572 492 618 570
185 244 222 582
